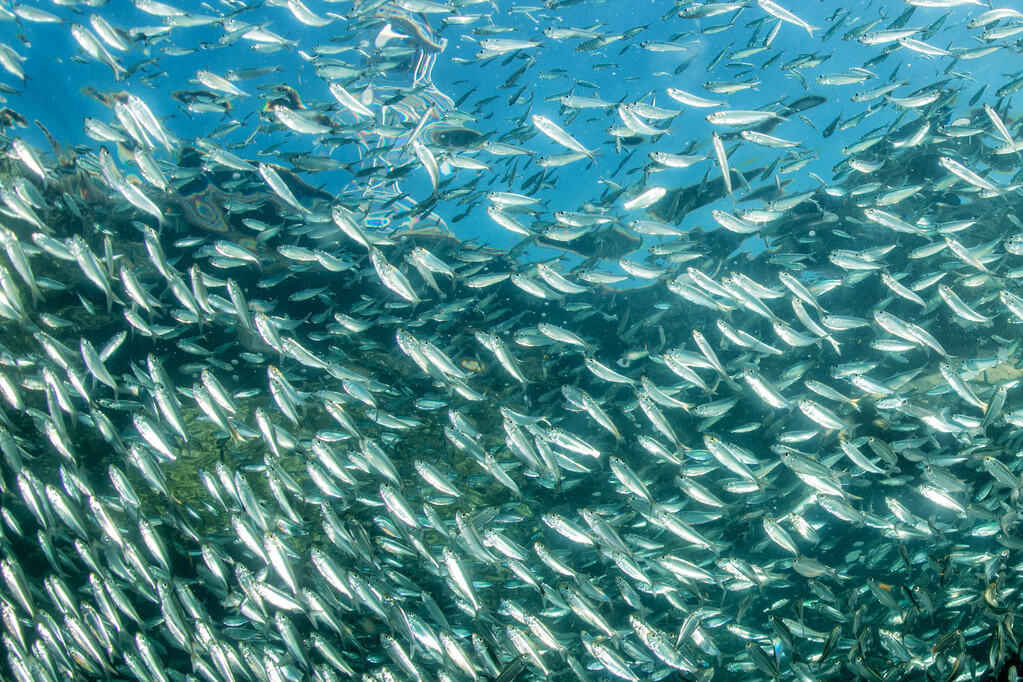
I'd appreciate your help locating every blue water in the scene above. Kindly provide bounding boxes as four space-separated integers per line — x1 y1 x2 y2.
7 0 994 253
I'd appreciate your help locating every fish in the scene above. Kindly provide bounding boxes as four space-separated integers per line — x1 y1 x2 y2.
531 114 597 160
4 2 1023 681
756 0 819 35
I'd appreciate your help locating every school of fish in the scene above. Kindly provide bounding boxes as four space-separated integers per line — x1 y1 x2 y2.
1 0 1023 680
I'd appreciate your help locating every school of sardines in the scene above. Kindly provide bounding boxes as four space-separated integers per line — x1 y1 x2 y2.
5 0 1023 680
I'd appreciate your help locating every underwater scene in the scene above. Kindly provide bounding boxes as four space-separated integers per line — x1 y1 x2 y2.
1 0 1023 680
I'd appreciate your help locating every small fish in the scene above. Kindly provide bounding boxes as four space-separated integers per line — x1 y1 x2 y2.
531 114 596 159
757 0 818 36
